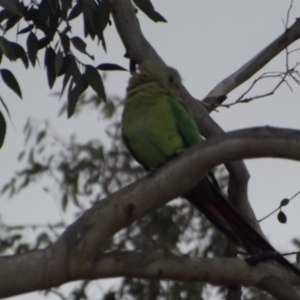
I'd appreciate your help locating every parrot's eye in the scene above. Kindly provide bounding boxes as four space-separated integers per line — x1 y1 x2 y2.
168 75 174 84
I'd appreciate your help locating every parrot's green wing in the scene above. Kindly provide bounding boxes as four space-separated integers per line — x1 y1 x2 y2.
122 134 147 169
167 97 201 147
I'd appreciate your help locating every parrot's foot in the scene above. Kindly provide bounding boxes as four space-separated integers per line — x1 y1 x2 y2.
245 251 280 266
175 149 184 155
147 168 157 175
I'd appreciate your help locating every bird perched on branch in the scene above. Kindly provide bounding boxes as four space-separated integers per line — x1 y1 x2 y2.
121 62 300 277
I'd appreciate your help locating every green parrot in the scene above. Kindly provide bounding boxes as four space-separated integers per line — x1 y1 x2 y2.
121 62 300 277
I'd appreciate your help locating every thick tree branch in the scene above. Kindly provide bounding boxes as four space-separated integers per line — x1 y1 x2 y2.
0 246 68 298
78 251 300 300
2 127 300 298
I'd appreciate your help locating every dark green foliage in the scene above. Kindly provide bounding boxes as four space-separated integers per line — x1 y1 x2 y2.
55 51 64 76
85 65 106 101
0 109 6 148
44 47 56 88
71 36 94 60
132 0 167 23
0 0 166 148
59 32 70 54
277 210 287 223
10 42 28 68
0 69 22 98
97 63 127 71
67 72 85 118
0 0 132 148
18 24 34 34
280 198 290 206
0 36 17 61
26 32 38 66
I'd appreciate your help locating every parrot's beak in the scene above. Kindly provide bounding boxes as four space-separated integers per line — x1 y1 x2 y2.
171 84 181 96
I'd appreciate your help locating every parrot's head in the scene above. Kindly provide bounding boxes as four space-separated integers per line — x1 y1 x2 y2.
140 62 182 95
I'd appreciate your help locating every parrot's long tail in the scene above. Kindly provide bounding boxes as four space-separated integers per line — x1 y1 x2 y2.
184 173 300 277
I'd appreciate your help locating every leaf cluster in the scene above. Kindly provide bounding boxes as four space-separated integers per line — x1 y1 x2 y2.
0 0 132 149
0 0 169 148
0 0 113 115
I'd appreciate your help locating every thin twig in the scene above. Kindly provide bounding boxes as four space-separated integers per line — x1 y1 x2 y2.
258 189 300 222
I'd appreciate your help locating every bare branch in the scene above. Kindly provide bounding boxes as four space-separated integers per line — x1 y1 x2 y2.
204 17 300 104
284 0 294 29
215 67 298 108
258 188 300 223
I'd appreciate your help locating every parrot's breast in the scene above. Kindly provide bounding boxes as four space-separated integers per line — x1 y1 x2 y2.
122 93 184 169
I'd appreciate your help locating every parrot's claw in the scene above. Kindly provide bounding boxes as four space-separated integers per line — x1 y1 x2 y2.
147 168 156 175
175 148 184 155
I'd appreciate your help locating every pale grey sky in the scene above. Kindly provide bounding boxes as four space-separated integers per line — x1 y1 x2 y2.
1 1 300 299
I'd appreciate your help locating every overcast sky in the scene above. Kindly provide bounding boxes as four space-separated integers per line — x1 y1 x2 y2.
1 1 300 299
